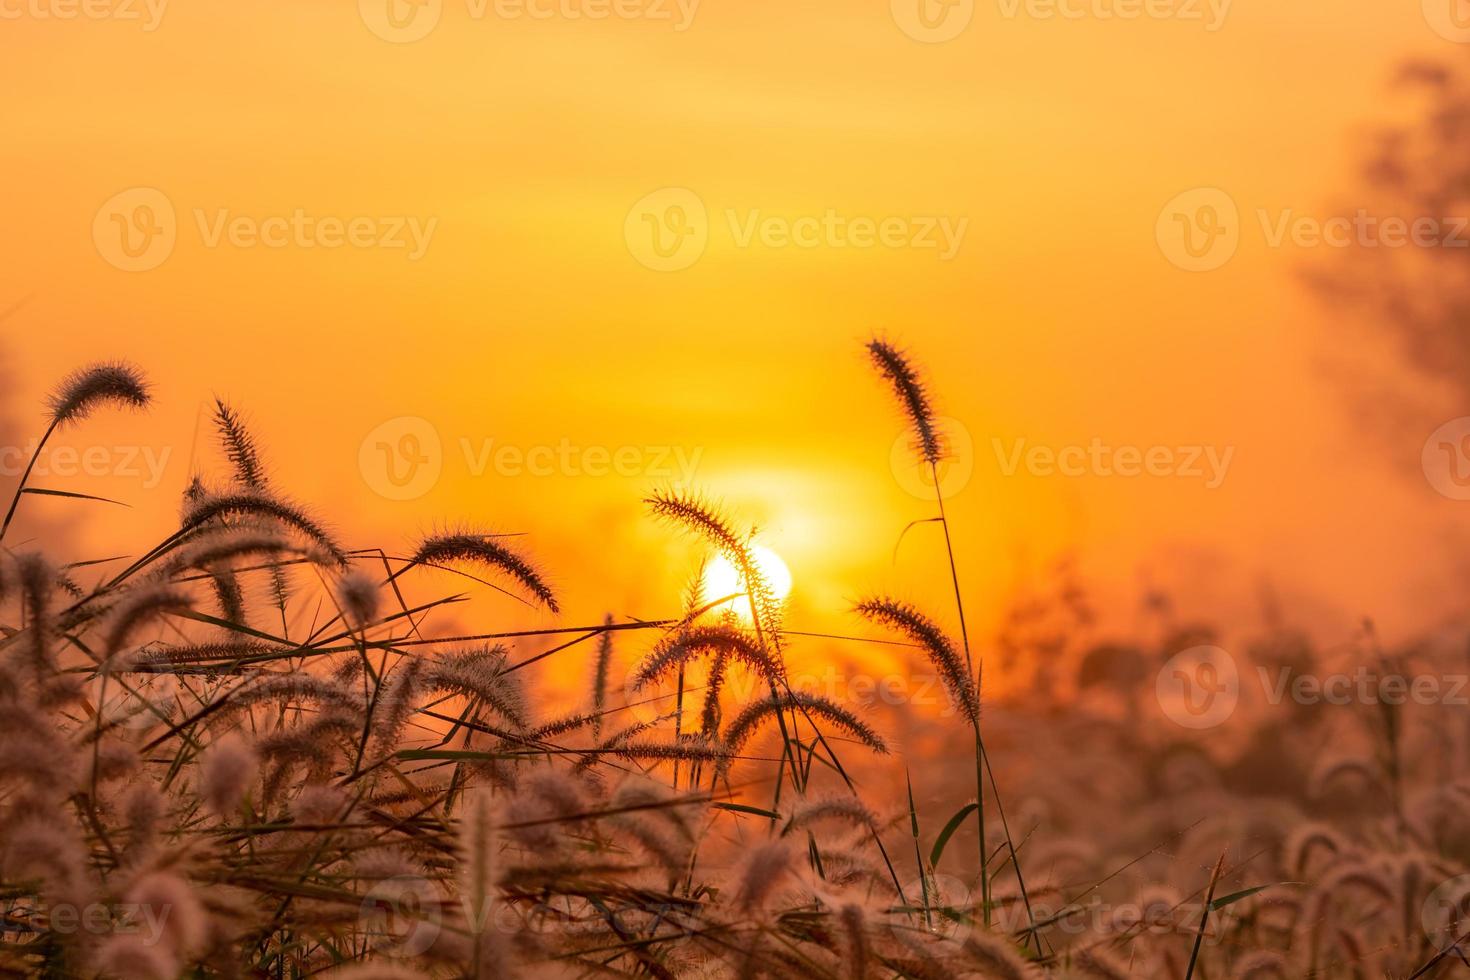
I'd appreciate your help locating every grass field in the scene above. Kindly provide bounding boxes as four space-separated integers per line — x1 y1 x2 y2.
0 341 1465 979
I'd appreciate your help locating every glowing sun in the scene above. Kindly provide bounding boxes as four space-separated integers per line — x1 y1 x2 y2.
703 545 793 614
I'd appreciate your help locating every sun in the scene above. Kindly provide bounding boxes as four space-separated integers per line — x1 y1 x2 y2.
702 545 792 615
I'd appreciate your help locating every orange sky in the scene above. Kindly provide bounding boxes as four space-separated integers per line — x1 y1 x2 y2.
3 0 1469 677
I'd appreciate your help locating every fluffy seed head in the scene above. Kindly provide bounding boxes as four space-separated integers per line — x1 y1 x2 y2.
103 584 194 666
855 597 979 725
213 397 267 489
412 529 558 613
338 569 380 629
783 796 878 836
732 841 795 914
866 339 941 465
423 646 526 730
723 691 887 763
644 489 787 649
182 492 347 567
633 622 780 691
47 362 150 427
126 871 207 960
201 732 257 817
592 614 614 738
93 935 178 980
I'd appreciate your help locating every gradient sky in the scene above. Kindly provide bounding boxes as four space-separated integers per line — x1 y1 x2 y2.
3 0 1468 683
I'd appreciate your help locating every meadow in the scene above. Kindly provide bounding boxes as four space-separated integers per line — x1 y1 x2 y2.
0 340 1464 979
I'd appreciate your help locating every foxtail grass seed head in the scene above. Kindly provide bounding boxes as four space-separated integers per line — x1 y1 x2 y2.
202 731 258 817
338 569 380 629
457 788 514 977
732 840 796 915
783 796 879 835
126 871 208 961
721 691 887 774
213 397 268 490
632 622 777 690
643 488 787 656
592 613 613 738
412 529 559 612
866 338 941 466
103 584 194 666
854 597 979 725
12 552 56 682
161 529 304 576
182 491 348 567
837 902 870 980
424 646 526 729
47 361 150 427
372 656 426 756
93 935 179 980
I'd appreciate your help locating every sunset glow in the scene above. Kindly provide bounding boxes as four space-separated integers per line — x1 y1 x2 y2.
4 2 1470 976
703 544 793 615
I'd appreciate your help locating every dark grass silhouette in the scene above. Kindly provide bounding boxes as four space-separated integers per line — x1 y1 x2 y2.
0 348 1463 978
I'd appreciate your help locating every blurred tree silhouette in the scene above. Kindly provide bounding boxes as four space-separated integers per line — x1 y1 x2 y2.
1306 60 1470 414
